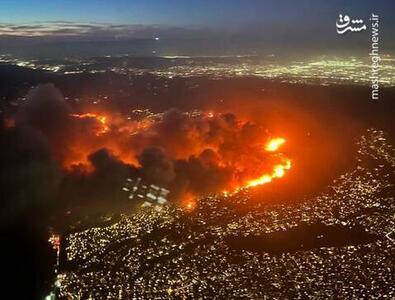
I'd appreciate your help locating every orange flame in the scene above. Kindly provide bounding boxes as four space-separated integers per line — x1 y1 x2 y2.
265 137 286 152
245 158 291 187
70 113 109 136
245 138 291 188
181 193 197 212
65 110 292 198
224 137 292 195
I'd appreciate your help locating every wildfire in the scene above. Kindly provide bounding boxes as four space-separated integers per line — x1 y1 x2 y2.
70 113 109 136
207 111 214 118
185 202 195 210
245 158 292 187
245 137 291 187
265 137 286 152
181 194 197 211
64 109 293 200
224 137 292 195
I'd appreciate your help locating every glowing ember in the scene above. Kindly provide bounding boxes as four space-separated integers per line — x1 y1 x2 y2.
186 202 195 210
207 111 214 118
265 137 286 152
182 194 197 211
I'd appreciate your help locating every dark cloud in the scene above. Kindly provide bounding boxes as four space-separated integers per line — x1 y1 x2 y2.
16 83 74 162
59 148 133 211
0 84 73 228
173 151 233 196
0 125 61 229
1 83 277 216
88 148 130 179
9 25 46 30
0 21 213 40
138 147 176 185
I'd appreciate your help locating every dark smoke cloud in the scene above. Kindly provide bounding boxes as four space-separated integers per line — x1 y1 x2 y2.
88 148 131 194
60 148 133 210
16 83 74 162
1 84 134 226
3 83 275 216
173 150 233 196
138 147 176 185
0 125 61 229
0 86 68 300
149 109 241 159
129 109 268 198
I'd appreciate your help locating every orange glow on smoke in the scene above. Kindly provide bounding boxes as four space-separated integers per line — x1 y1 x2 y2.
62 111 150 170
70 113 109 136
225 137 292 194
265 137 286 152
4 117 15 128
62 109 292 198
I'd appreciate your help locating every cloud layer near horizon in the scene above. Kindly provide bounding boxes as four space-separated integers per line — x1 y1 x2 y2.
0 21 215 40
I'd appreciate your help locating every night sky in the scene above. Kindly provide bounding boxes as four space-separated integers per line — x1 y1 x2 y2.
0 0 394 53
0 1 393 28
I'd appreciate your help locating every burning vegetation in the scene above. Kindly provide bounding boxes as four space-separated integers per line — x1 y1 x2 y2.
69 113 109 136
2 84 293 212
63 107 293 203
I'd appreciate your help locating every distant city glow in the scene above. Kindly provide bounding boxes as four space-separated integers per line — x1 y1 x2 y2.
2 54 394 86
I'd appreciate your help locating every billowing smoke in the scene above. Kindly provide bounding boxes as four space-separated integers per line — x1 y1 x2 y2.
0 125 61 229
173 149 233 196
16 83 74 163
2 83 287 217
60 148 134 211
138 147 176 185
0 75 367 300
